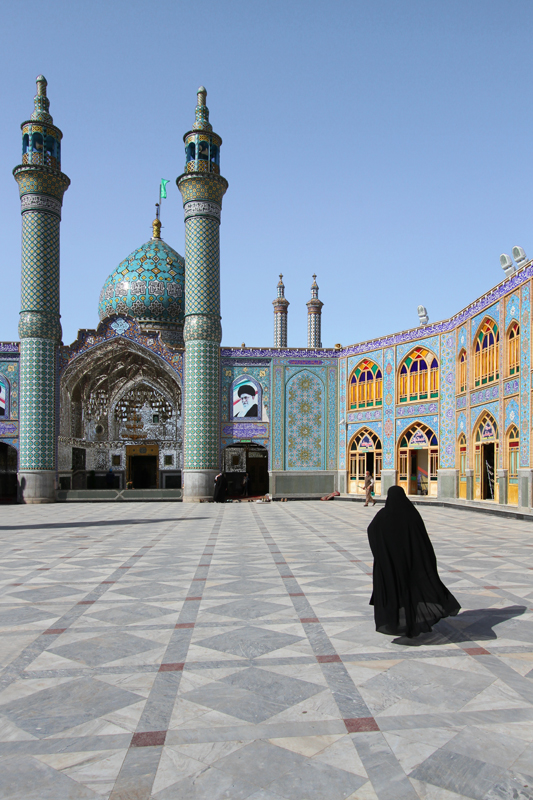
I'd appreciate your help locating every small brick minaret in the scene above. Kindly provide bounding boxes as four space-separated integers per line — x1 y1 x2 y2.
306 274 323 348
273 274 289 347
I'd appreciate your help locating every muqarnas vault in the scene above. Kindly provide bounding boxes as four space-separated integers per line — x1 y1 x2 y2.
1 76 531 507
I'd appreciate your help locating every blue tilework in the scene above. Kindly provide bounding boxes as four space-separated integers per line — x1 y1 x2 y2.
99 238 185 325
520 284 530 466
396 415 439 443
440 331 456 467
470 401 500 433
383 348 395 468
505 293 520 332
285 369 325 470
471 303 499 342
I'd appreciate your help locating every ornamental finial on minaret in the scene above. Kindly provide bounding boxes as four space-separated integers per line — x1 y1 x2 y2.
152 217 161 239
273 274 289 347
306 274 323 348
193 86 212 132
31 75 53 123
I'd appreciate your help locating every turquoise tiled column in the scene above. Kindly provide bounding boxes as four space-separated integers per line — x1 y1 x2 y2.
13 76 70 503
177 88 228 501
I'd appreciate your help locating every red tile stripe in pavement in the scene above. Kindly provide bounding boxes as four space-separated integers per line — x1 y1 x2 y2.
131 731 167 747
344 717 380 732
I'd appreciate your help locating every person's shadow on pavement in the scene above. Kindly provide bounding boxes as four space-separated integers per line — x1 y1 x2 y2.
393 605 527 646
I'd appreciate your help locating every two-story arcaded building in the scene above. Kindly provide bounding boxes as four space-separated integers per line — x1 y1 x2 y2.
1 77 531 507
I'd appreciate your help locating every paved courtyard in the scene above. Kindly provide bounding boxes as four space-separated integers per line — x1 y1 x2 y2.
0 501 533 799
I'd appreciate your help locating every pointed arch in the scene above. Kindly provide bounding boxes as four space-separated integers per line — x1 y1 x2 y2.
506 320 520 377
285 369 325 470
348 359 382 409
0 373 10 418
348 427 382 495
472 410 499 501
458 348 467 394
458 431 467 498
398 347 439 403
397 421 438 496
473 317 499 387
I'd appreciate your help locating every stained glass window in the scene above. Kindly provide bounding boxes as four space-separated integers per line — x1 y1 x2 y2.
348 359 382 409
507 424 519 478
458 433 466 476
398 347 439 403
458 349 467 393
507 322 520 377
0 378 6 417
474 318 499 387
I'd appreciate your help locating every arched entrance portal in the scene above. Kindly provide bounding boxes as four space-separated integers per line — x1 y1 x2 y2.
223 443 269 498
473 412 498 501
348 429 382 495
398 422 438 496
0 443 18 503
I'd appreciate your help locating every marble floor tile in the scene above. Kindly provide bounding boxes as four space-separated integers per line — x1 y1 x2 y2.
1 502 533 798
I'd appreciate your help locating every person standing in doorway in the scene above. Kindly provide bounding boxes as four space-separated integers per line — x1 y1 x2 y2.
364 471 375 506
241 472 250 498
213 472 227 503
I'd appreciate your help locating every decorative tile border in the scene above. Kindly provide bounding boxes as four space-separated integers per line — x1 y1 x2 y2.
520 283 530 466
440 332 456 467
471 386 499 406
221 423 268 438
347 409 382 423
396 402 437 418
339 358 346 470
383 348 395 467
456 395 467 409
504 379 519 396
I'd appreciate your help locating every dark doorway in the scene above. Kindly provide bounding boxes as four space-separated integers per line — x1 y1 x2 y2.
0 443 17 503
130 456 158 489
223 444 269 497
409 449 429 495
481 443 495 500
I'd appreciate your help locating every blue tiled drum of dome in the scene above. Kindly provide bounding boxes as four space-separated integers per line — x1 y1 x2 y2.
98 226 185 326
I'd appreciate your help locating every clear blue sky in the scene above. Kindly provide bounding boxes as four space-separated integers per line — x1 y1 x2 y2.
1 0 532 349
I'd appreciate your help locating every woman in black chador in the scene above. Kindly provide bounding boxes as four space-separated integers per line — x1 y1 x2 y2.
367 486 460 637
213 472 228 503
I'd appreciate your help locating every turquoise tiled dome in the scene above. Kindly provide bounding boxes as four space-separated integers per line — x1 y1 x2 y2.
98 230 185 326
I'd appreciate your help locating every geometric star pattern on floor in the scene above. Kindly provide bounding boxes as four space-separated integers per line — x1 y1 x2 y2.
1 501 533 799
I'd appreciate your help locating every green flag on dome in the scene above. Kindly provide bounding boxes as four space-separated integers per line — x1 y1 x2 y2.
160 179 169 199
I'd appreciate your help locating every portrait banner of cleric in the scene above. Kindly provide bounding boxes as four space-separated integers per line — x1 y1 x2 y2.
232 378 261 419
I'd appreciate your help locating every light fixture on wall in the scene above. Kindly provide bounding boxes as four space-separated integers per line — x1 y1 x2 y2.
500 253 515 277
512 246 528 268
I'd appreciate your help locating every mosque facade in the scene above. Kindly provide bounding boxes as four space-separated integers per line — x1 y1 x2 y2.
1 77 532 507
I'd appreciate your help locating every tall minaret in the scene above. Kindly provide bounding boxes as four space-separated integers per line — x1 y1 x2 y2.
306 274 323 348
273 274 289 347
177 87 228 502
13 77 70 503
